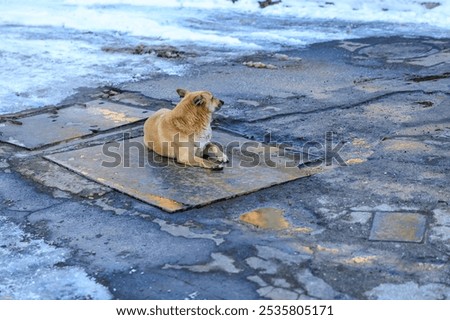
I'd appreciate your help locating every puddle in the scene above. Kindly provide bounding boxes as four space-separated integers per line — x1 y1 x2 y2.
240 208 315 233
240 208 290 230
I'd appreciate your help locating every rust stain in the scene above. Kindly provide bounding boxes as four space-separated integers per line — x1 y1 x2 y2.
240 208 290 230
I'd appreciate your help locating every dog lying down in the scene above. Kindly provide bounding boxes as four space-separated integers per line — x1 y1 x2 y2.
143 88 229 170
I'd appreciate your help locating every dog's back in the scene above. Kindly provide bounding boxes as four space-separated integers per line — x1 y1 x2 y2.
143 108 175 158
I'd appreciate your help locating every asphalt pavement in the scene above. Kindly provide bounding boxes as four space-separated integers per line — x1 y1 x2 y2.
0 36 449 299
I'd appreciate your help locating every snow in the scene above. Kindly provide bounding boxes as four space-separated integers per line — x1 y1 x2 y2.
0 0 449 113
0 217 112 299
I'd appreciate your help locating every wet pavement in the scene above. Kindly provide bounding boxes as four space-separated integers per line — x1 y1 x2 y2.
0 36 449 300
0 100 149 149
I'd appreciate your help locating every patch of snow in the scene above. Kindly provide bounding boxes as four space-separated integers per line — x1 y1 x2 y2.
0 217 112 299
1 0 449 113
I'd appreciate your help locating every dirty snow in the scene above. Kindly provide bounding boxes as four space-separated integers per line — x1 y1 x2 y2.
0 0 449 112
0 216 112 299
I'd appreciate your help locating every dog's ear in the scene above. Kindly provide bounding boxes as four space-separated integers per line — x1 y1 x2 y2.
176 88 188 98
193 95 204 106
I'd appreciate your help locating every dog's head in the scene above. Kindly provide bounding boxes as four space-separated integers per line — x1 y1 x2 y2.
176 88 224 113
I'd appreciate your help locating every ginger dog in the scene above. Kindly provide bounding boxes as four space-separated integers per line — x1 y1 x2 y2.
143 89 228 170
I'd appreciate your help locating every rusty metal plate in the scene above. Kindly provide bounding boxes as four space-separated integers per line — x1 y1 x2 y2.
0 100 150 149
369 212 427 243
46 131 321 212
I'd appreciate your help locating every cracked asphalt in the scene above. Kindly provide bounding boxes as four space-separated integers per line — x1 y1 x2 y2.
1 36 449 300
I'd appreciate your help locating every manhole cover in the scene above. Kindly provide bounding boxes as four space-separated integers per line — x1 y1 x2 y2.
358 43 437 60
369 212 427 243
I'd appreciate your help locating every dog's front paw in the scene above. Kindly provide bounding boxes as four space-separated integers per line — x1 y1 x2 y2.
217 153 229 163
211 163 224 171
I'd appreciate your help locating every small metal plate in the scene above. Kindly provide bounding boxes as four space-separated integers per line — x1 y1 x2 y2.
358 43 437 60
0 100 150 149
46 131 321 212
369 212 427 243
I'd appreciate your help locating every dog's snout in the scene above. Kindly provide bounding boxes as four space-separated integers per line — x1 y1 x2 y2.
219 100 224 106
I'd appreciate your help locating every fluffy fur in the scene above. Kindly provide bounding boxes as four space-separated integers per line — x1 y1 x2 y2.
143 88 228 170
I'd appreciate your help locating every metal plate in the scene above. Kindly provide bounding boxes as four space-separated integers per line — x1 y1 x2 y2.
369 212 427 243
358 43 437 60
46 131 321 212
0 100 150 149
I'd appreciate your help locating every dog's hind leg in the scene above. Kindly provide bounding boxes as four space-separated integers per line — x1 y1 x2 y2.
203 142 229 163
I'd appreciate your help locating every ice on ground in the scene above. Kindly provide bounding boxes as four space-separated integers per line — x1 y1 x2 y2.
0 216 112 300
30 0 450 31
1 0 449 113
0 25 185 114
366 281 450 299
